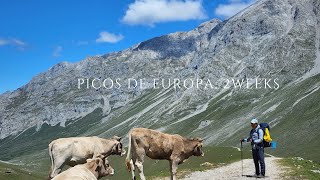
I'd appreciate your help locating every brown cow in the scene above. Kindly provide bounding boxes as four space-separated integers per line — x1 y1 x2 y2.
125 128 204 180
49 136 125 179
52 157 114 180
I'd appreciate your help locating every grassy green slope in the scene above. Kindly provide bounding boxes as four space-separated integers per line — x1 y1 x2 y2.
0 161 43 180
279 157 320 180
0 146 252 180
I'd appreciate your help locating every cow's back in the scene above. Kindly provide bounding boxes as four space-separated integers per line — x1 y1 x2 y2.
131 128 183 159
52 165 96 180
52 136 100 150
51 137 102 163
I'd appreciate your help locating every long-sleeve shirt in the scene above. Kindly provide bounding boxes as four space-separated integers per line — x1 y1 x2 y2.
244 125 264 149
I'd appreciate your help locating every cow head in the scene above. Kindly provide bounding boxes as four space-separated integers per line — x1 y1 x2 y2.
112 141 126 156
101 159 114 177
86 157 114 178
192 138 204 157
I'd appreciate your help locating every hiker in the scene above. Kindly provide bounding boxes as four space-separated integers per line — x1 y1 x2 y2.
241 118 265 178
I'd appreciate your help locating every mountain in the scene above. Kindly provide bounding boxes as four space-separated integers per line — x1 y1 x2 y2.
0 0 320 164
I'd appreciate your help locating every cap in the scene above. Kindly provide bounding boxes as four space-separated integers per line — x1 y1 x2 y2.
251 118 258 124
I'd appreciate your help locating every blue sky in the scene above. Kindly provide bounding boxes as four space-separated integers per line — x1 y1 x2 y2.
0 0 255 94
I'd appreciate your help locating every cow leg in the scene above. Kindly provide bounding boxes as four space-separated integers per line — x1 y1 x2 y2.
50 158 66 178
134 148 146 180
169 160 178 180
129 159 136 180
50 166 62 178
135 160 145 180
169 160 173 179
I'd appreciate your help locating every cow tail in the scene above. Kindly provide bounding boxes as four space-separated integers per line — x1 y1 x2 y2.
125 129 132 172
48 142 54 178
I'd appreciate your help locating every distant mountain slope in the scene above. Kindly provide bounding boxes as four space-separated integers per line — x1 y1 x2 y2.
0 0 319 162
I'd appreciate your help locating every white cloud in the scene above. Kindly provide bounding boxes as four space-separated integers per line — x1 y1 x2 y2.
215 0 255 18
0 38 27 50
12 39 26 46
53 46 63 57
96 31 124 43
122 0 207 26
0 39 9 46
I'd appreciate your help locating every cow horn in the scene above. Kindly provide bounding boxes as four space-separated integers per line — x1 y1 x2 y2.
191 137 203 142
95 154 105 159
112 136 122 141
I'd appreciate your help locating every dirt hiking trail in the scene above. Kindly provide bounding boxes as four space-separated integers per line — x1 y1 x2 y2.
182 157 286 180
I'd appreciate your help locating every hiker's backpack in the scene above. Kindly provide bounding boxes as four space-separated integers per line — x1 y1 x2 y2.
259 123 272 147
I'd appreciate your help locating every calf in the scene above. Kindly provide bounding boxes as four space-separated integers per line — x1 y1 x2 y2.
49 136 125 179
52 157 114 180
125 128 204 180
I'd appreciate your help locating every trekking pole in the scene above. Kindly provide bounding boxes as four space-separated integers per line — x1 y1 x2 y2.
241 141 243 176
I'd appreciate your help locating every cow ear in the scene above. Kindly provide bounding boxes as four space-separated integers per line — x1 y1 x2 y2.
95 158 102 171
193 137 203 143
86 159 98 171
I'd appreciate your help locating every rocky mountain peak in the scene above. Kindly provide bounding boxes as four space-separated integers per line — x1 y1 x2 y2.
196 18 221 34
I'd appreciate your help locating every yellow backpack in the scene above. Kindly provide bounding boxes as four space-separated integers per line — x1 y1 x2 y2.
264 127 272 143
259 123 272 147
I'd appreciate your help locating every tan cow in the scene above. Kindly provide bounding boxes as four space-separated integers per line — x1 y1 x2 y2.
49 136 125 179
52 157 114 180
125 128 204 180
